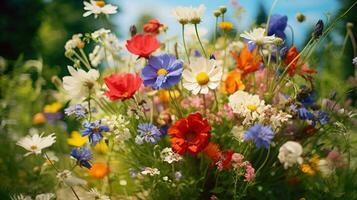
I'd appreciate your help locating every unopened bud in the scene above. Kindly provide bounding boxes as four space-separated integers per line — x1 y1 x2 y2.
219 6 227 14
296 13 306 23
65 50 74 58
130 25 137 37
213 10 221 17
347 22 354 29
274 37 284 45
313 19 324 39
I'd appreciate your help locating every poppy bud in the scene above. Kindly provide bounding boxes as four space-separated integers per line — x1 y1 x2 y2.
219 6 227 14
129 25 137 37
213 10 221 17
347 22 354 29
313 19 324 39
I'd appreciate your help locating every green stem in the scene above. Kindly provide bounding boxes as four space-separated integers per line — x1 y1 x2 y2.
255 147 271 176
194 24 207 58
182 24 190 63
214 17 218 43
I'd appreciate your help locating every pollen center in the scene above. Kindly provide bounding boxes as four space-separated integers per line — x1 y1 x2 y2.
196 72 209 85
247 104 257 111
30 145 38 150
157 68 168 76
95 1 106 7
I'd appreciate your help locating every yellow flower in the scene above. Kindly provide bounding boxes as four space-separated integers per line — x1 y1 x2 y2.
94 140 108 154
44 102 63 113
300 164 316 176
158 90 180 103
309 155 320 170
67 131 88 147
32 113 46 125
219 21 234 31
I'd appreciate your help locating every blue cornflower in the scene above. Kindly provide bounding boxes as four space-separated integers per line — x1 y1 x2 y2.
80 120 109 145
136 123 162 144
299 90 316 108
64 104 87 118
244 124 274 149
318 111 329 125
71 147 92 169
297 107 315 121
141 54 183 90
268 14 288 40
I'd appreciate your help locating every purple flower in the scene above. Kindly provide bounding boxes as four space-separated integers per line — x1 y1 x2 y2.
141 54 183 90
80 120 109 145
136 123 162 144
71 147 92 169
318 111 329 125
297 107 315 121
268 14 288 40
244 124 274 149
64 104 87 118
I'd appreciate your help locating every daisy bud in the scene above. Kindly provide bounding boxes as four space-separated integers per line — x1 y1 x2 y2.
213 10 221 17
129 25 137 37
219 6 227 14
347 22 354 29
273 37 284 45
296 13 306 23
313 19 324 39
73 60 81 68
65 50 74 58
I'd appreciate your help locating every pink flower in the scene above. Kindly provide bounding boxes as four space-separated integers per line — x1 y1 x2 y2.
244 162 255 182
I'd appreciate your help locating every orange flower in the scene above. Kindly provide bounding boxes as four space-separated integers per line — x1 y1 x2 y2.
284 46 299 76
89 163 109 179
231 46 262 76
224 70 245 94
203 143 221 162
32 113 46 125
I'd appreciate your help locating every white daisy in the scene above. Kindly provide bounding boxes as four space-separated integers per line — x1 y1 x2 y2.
240 28 275 46
83 0 117 18
91 28 111 40
228 91 265 125
16 133 56 156
62 66 99 101
172 4 205 24
183 57 222 95
278 141 303 169
64 34 83 53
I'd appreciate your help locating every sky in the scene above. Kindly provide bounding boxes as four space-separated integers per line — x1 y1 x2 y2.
113 0 340 47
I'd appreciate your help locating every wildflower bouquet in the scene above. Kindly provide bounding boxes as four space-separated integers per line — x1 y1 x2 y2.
14 1 357 200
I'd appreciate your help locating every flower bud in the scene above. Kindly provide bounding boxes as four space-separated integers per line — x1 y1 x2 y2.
213 10 221 17
313 19 324 39
273 37 285 45
65 50 74 58
347 22 354 29
219 6 227 14
296 13 306 23
130 25 137 37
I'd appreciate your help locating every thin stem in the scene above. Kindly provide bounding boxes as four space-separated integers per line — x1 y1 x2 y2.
194 24 207 58
287 24 295 46
79 49 92 68
265 0 279 35
347 28 357 57
340 32 349 57
255 147 271 176
182 24 190 63
214 17 218 43
73 51 91 70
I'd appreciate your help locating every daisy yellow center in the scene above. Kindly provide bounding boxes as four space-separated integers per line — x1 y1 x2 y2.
30 145 38 150
157 68 168 76
247 104 257 111
196 72 209 85
95 1 106 7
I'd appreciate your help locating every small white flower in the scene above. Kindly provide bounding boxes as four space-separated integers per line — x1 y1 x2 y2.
56 170 87 187
87 188 110 200
83 0 117 18
102 115 131 141
119 180 127 186
89 32 121 67
231 125 245 142
141 167 160 176
278 141 303 169
183 57 222 95
228 91 265 125
172 4 205 24
160 147 182 164
91 28 111 40
65 34 83 51
62 66 99 101
16 133 56 156
353 56 357 65
240 28 275 46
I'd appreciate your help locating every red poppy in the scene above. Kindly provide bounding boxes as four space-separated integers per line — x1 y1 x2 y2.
104 73 142 101
143 19 163 35
168 113 211 155
284 46 300 76
218 150 234 170
126 34 160 58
